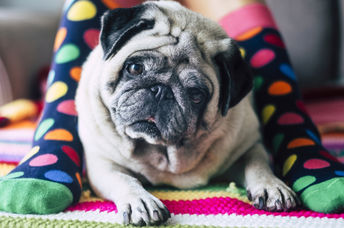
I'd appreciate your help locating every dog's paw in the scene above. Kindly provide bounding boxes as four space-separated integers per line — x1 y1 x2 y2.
246 177 300 212
116 190 170 226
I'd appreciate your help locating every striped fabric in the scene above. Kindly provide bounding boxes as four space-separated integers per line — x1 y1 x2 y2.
0 100 344 227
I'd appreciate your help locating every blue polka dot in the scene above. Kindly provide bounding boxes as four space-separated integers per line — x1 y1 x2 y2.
280 64 296 81
306 129 321 144
335 171 344 176
44 170 73 183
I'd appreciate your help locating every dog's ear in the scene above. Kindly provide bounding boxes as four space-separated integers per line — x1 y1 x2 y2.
214 44 253 116
100 5 155 60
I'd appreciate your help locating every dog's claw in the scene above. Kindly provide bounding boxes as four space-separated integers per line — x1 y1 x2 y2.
258 197 264 209
123 212 130 225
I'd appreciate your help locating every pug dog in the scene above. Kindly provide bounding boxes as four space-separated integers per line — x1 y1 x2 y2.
75 0 298 226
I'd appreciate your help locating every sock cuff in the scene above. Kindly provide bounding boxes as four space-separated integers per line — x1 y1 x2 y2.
219 3 277 39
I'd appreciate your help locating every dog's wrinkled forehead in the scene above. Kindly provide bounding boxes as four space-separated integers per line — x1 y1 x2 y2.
100 1 232 63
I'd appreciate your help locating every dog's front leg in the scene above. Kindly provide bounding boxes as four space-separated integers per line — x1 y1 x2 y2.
238 143 299 211
85 155 170 226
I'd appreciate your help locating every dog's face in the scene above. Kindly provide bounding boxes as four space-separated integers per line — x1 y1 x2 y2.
98 1 252 147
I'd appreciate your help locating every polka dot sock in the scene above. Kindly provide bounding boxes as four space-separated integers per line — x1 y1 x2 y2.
0 0 141 214
219 3 344 213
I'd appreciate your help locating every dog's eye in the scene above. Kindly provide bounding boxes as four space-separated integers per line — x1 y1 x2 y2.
127 63 144 75
188 88 204 104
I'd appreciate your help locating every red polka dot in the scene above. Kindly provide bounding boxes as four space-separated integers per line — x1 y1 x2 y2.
263 34 285 48
320 150 340 163
62 145 80 167
57 100 78 116
278 112 304 125
296 100 309 114
304 159 330 169
250 49 275 68
84 29 100 49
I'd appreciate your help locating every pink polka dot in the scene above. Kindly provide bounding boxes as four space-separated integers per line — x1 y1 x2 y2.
62 145 80 167
84 29 100 49
263 34 285 48
304 159 330 169
57 100 78 116
277 112 304 125
250 49 275 68
29 154 58 167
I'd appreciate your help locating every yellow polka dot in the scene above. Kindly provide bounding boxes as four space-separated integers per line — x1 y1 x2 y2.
20 146 40 164
283 154 297 176
45 82 68 103
236 27 263 41
44 129 74 141
262 104 275 124
67 1 97 21
239 47 246 58
287 138 315 149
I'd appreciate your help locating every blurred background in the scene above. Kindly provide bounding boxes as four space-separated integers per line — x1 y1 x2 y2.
0 0 343 106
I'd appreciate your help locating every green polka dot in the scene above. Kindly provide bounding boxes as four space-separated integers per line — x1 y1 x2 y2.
253 76 264 91
292 175 316 192
272 133 284 154
55 44 80 64
301 177 344 213
2 172 24 180
34 118 55 141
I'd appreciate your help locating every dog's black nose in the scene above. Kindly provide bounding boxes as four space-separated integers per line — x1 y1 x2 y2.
150 84 174 101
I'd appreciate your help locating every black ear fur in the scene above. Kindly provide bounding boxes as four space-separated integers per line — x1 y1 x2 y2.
100 5 155 60
214 44 253 116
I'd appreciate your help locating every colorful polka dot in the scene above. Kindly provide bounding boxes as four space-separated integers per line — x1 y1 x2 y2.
44 129 74 141
62 145 80 167
3 172 24 180
44 170 73 183
262 104 275 124
320 150 340 163
20 146 40 164
293 176 316 192
280 64 296 81
283 154 297 176
101 0 120 9
34 119 55 141
239 47 245 58
263 33 285 48
76 172 82 188
46 81 68 103
296 100 308 114
84 28 100 49
287 138 315 149
277 112 304 125
70 66 82 82
253 76 263 91
55 44 80 64
304 159 330 169
306 130 321 144
236 27 263 41
54 27 67 52
47 70 55 86
250 49 275 68
335 171 344 176
67 0 97 21
29 154 58 167
268 81 292 95
272 133 284 153
57 100 78 116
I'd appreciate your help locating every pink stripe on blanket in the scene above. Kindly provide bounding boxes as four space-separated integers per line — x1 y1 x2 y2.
66 198 344 219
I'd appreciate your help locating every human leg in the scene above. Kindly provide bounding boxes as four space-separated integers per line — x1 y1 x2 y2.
183 0 344 213
0 0 142 214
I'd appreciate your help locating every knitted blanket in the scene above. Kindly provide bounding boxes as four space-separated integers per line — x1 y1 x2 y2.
1 98 344 227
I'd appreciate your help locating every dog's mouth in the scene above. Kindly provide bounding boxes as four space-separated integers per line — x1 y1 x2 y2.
127 117 162 143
